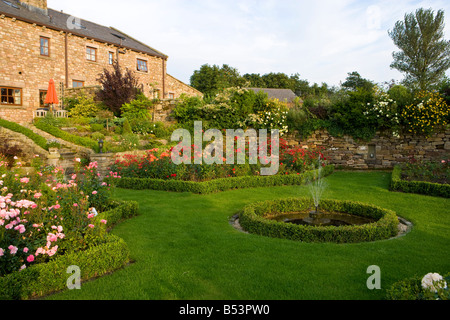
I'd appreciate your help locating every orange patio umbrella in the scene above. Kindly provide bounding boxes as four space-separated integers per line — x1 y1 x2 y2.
44 79 59 112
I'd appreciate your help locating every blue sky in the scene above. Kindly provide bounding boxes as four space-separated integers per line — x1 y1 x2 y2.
48 0 450 88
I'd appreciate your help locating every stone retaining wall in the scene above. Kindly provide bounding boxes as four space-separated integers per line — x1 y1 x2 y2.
287 129 450 169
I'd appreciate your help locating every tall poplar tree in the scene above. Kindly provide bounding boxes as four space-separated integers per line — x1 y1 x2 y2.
389 8 450 90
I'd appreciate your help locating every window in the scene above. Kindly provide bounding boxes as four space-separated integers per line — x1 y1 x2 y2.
39 90 49 108
168 93 175 99
86 47 97 62
137 59 148 72
108 52 114 65
0 87 22 106
40 36 50 56
72 80 84 88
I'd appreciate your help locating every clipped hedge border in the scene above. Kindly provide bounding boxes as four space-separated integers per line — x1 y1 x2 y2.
390 166 450 198
0 118 48 151
34 119 99 152
112 165 335 194
0 200 139 300
239 197 399 243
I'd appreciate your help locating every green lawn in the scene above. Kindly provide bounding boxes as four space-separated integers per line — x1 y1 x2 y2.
47 171 450 300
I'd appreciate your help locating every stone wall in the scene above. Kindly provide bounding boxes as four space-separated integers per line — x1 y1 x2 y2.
287 129 450 169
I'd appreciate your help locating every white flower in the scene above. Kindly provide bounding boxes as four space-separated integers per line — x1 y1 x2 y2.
421 273 447 293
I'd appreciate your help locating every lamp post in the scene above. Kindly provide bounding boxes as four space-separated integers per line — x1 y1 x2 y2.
98 139 104 154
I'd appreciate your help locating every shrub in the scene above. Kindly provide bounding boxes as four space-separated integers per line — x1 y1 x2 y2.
239 198 399 243
122 118 132 135
111 165 335 194
121 93 153 120
386 273 450 300
68 95 101 118
400 91 449 136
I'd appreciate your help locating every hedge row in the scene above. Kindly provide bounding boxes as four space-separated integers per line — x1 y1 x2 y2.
386 273 450 300
0 200 139 300
0 118 48 151
34 119 99 152
390 166 450 198
112 165 335 194
239 198 399 243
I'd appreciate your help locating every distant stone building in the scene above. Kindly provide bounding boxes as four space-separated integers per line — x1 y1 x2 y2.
0 0 202 123
246 88 301 107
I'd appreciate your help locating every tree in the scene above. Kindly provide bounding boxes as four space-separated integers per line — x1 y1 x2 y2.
389 8 450 90
96 61 140 116
341 72 375 91
190 64 246 97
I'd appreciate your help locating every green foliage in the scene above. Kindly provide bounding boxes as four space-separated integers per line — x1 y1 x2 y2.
110 165 335 194
386 273 450 300
390 165 450 198
121 93 153 120
34 119 99 152
389 8 450 90
0 118 48 151
190 64 246 97
122 118 132 135
342 71 375 91
328 88 377 141
68 95 101 118
239 198 399 243
0 200 138 300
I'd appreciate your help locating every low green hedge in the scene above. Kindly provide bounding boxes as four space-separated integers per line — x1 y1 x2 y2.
0 118 48 150
239 198 399 243
112 165 335 194
390 166 450 198
0 200 139 300
386 273 450 300
34 119 99 152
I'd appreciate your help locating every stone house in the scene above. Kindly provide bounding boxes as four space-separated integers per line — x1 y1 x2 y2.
0 0 202 123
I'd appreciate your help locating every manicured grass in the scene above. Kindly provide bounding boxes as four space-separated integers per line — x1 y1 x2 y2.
46 171 450 300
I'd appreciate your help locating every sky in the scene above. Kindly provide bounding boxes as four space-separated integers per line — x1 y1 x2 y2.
48 0 450 88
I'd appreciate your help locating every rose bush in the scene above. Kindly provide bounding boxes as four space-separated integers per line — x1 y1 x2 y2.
0 156 115 277
109 139 327 182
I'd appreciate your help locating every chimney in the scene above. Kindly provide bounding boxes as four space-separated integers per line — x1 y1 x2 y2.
19 0 48 15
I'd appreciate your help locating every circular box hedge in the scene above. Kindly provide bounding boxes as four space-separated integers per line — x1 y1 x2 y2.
239 198 399 244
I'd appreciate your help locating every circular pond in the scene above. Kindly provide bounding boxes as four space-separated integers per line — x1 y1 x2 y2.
238 198 406 243
270 211 377 227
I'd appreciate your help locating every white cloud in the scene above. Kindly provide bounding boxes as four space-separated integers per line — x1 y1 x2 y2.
49 0 450 87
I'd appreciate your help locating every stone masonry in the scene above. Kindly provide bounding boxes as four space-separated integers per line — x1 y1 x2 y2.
287 129 450 169
0 1 202 124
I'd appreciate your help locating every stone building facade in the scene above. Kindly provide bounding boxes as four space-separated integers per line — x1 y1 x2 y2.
0 0 202 124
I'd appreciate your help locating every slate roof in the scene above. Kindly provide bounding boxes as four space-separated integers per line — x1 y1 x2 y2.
0 0 168 59
246 88 299 103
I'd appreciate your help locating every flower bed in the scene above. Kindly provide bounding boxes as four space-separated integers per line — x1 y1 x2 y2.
390 165 450 198
109 139 328 182
0 155 137 299
239 198 399 243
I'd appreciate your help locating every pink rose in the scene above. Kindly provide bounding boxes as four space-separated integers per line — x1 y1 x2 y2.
88 224 95 229
101 220 107 225
92 191 98 195
8 245 18 255
27 255 35 263
34 193 42 199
